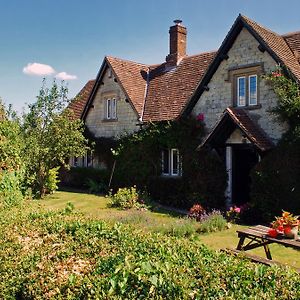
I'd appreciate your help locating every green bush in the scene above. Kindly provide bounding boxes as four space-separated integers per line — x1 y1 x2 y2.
153 218 198 237
0 170 24 207
86 178 108 194
45 167 60 194
60 167 110 190
109 186 145 209
197 210 228 233
251 134 300 222
0 204 299 299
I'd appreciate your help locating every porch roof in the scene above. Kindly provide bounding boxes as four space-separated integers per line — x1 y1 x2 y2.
199 107 274 152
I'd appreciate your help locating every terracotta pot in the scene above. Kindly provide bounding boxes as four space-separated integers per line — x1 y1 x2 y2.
284 225 299 239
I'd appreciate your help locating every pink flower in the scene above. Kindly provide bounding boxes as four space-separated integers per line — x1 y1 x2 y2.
196 113 204 122
272 72 282 78
234 207 241 213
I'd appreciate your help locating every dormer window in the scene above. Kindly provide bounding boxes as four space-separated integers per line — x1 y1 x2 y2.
106 98 117 119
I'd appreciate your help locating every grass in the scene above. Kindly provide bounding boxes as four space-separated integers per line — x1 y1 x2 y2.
39 190 300 269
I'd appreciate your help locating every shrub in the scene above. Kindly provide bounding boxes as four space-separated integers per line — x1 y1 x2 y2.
226 205 241 224
153 218 198 237
109 186 146 210
0 170 24 208
86 178 108 194
250 134 300 222
197 210 227 233
45 167 60 194
188 203 206 221
1 205 299 299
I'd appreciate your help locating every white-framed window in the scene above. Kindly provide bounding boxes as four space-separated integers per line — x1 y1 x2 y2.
236 74 258 107
106 98 117 119
161 148 181 176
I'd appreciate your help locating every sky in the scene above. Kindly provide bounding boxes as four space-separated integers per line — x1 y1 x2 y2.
1 0 300 113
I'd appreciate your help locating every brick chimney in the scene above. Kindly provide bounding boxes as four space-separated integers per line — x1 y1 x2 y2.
166 20 187 67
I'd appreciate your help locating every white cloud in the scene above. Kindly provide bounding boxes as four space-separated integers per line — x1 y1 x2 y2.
55 72 77 81
23 62 55 76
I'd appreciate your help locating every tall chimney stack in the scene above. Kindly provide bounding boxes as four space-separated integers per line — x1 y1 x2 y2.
166 19 187 67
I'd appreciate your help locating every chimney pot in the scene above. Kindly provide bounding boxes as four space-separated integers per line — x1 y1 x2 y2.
173 19 182 25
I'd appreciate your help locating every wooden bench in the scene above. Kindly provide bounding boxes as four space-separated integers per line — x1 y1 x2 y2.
225 225 300 272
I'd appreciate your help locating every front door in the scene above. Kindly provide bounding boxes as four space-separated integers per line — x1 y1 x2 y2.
232 145 259 205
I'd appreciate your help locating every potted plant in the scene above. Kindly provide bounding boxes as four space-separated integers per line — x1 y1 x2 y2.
270 211 299 239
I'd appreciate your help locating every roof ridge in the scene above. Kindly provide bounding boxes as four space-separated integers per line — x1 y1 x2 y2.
106 55 149 67
282 30 300 38
183 50 218 59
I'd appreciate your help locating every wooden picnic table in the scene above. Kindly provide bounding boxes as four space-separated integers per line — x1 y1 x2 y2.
236 225 300 261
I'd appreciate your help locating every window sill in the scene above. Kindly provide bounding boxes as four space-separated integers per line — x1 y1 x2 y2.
102 118 118 123
161 174 182 178
235 104 261 110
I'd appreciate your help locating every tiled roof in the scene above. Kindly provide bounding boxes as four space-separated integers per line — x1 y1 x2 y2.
68 80 95 119
241 15 300 81
283 31 300 63
142 51 216 122
200 107 274 151
106 56 149 116
73 15 300 123
226 108 274 151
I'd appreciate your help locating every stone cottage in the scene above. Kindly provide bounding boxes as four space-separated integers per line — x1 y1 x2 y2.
69 15 300 207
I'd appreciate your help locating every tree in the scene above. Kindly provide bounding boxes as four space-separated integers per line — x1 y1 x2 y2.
22 80 87 197
0 99 24 206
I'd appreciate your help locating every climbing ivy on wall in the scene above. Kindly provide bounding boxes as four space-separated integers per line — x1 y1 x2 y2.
112 118 227 209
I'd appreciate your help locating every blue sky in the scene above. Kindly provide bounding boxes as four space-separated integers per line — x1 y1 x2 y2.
1 0 300 112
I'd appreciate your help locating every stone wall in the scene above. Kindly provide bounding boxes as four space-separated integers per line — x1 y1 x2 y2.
85 67 140 138
192 28 288 143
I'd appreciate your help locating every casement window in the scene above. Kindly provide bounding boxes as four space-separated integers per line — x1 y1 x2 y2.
237 75 257 107
106 98 117 119
161 148 181 176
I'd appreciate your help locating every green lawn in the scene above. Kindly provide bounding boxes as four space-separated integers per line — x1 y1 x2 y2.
39 190 300 269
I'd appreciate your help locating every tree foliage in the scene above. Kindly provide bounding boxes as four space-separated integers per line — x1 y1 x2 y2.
264 66 300 129
0 100 25 206
21 80 88 197
250 67 300 220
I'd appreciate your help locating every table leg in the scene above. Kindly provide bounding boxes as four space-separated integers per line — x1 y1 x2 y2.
237 235 246 250
263 244 272 260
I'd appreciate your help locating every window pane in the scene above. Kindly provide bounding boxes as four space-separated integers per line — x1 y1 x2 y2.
107 99 111 119
112 98 117 119
171 149 179 175
237 77 246 106
249 75 257 105
162 149 169 174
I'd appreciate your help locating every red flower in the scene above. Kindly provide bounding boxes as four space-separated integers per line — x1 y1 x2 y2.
284 226 291 235
268 228 278 238
277 225 284 232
